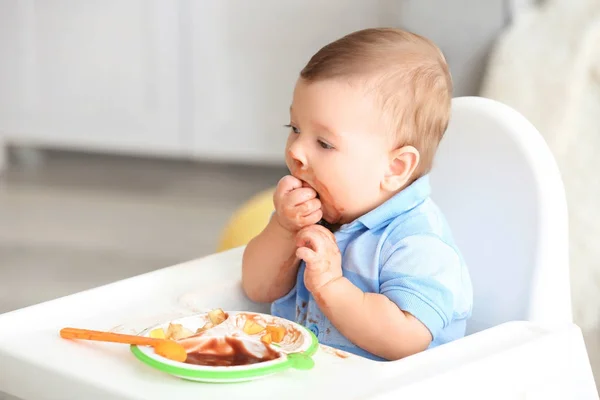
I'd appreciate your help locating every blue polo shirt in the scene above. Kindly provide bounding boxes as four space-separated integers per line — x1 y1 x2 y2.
271 175 473 360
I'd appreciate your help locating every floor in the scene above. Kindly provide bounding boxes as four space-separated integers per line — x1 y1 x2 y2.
0 148 285 315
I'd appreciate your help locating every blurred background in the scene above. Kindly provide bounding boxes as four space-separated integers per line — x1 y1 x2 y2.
1 0 599 394
0 0 508 314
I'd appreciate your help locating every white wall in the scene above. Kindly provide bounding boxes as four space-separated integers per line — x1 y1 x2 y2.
0 0 509 166
0 1 183 156
187 0 404 164
398 0 507 97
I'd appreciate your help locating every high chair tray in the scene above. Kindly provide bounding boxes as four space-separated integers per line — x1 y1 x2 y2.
0 248 596 399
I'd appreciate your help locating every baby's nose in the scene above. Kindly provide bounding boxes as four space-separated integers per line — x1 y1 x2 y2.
288 148 307 171
291 157 306 171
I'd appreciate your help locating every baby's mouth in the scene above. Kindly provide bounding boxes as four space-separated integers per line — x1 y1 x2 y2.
299 179 342 231
299 179 333 230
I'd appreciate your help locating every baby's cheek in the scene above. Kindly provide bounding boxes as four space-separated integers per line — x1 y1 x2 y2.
329 182 352 210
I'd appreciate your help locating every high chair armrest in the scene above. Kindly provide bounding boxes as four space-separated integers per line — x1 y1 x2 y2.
365 321 597 399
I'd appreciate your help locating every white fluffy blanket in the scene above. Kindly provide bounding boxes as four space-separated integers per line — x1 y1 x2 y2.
481 0 600 384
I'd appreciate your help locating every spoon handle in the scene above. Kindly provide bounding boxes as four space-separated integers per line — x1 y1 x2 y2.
60 327 157 346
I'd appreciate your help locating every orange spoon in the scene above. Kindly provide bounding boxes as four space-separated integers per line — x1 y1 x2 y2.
60 327 187 362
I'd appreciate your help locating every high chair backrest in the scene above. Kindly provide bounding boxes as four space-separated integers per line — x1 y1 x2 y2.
429 97 571 334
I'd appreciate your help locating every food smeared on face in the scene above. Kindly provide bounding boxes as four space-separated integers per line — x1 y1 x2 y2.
288 166 345 225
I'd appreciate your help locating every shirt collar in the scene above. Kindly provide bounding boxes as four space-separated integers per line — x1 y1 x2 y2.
353 174 431 230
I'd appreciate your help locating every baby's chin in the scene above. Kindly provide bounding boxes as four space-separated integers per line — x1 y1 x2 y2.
320 204 343 224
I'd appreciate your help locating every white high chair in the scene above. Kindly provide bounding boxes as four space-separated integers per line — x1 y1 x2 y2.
430 96 571 334
367 96 595 398
0 97 596 400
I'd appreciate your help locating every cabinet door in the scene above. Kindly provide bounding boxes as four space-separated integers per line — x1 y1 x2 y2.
0 0 183 156
188 0 402 165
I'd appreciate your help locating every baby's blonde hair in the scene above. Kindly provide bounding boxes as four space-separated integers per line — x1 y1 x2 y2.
300 28 452 176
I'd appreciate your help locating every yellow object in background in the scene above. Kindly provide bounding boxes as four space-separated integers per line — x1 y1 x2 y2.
217 187 276 252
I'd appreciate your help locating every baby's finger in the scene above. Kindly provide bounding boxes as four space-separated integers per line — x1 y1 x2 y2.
296 226 325 253
276 175 304 197
286 187 318 206
296 246 318 264
309 224 337 245
299 209 323 227
297 198 321 216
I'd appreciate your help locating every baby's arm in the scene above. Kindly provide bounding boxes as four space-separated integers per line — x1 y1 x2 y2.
242 216 300 303
242 176 322 303
297 226 456 360
314 278 432 360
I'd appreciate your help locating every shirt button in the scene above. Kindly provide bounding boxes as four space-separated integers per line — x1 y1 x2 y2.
308 324 319 337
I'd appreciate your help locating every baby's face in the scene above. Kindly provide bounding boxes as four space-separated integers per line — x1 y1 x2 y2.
285 79 392 224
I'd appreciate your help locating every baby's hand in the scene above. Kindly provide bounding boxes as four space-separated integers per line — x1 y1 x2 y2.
274 175 322 233
296 224 342 294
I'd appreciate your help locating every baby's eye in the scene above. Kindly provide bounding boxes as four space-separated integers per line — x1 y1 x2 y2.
318 140 334 150
283 124 300 134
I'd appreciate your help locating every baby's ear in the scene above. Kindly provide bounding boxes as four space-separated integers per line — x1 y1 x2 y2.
382 146 420 192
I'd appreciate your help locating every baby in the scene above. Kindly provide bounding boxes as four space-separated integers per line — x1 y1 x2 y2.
242 28 473 361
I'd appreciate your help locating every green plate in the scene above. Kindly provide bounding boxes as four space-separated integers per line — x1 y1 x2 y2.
131 311 318 383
